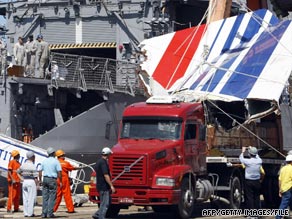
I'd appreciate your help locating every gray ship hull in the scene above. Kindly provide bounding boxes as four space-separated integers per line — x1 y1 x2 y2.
31 92 145 164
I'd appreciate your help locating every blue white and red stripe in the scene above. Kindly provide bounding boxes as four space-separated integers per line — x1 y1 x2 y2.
140 9 292 103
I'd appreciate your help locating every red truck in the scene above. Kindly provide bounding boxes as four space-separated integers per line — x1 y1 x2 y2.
89 96 283 219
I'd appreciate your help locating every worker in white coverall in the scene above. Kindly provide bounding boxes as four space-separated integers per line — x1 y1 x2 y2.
13 36 25 66
17 151 39 217
0 39 6 76
25 35 37 77
36 34 49 78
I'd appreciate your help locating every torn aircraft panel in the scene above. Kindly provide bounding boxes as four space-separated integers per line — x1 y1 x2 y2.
139 9 292 121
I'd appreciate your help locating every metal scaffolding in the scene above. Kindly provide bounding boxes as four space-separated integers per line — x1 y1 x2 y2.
50 52 145 96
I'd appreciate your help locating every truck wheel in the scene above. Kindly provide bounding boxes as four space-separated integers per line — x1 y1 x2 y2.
229 177 242 209
176 177 195 219
106 204 121 218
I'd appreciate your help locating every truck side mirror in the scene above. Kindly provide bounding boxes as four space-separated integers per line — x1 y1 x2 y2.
199 125 206 141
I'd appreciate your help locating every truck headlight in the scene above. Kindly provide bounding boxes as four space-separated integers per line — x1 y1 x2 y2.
156 178 175 186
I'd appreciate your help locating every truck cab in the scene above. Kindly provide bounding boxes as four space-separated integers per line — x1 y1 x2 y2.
89 97 213 219
89 96 286 218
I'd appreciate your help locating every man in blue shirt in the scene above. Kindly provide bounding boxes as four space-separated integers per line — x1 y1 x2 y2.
39 147 62 218
239 146 263 217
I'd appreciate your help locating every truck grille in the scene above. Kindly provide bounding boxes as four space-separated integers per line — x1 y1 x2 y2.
111 155 146 185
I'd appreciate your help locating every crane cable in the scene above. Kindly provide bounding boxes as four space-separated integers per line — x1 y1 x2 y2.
172 3 292 94
238 1 292 57
204 98 286 158
166 0 216 90
195 3 291 159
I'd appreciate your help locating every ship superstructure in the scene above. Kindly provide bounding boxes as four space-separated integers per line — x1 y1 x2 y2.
3 0 211 59
0 0 212 159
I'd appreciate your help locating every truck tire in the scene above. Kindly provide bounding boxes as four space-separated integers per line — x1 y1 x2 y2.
229 176 242 209
176 177 195 219
106 204 121 218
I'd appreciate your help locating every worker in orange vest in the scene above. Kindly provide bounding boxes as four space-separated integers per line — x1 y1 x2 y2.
22 127 33 143
7 150 21 213
53 149 81 213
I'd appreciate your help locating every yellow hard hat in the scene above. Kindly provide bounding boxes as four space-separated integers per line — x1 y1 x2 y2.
11 150 20 157
55 149 65 157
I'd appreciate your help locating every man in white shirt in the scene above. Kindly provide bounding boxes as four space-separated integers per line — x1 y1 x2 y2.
17 151 39 217
36 34 49 78
14 36 25 66
25 35 37 77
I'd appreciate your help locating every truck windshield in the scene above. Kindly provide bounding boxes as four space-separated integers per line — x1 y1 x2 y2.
120 118 182 140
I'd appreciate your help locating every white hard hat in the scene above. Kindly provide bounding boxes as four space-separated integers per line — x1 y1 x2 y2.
288 150 292 155
248 146 258 156
102 147 113 155
26 151 35 159
47 147 55 155
286 154 292 162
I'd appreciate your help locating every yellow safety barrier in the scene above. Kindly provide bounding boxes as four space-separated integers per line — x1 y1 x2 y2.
50 42 116 50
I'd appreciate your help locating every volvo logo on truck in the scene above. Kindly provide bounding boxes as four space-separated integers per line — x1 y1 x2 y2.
124 166 130 172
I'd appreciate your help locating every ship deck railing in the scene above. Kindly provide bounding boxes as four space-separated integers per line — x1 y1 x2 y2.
49 52 145 96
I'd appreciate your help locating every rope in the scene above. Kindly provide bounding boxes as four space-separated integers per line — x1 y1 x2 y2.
194 8 288 157
165 1 213 89
203 60 290 86
237 2 292 57
200 64 217 95
172 5 292 94
112 155 144 182
205 99 286 158
196 26 286 159
70 163 95 195
172 21 191 26
71 163 94 185
171 48 211 94
169 2 217 93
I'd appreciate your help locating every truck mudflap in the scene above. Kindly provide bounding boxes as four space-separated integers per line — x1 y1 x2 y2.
111 188 181 205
